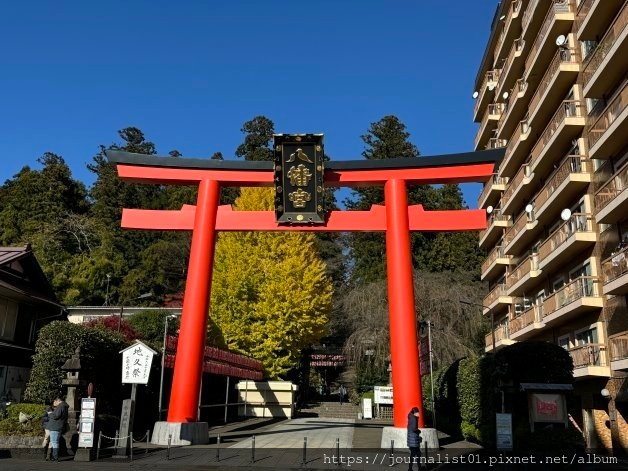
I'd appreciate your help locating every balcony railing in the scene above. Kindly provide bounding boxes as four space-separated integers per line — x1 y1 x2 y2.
506 255 539 289
486 138 508 150
479 174 509 205
510 304 541 334
498 38 526 92
525 0 575 71
587 81 628 150
582 3 628 87
570 343 607 368
529 100 584 169
502 163 532 208
528 47 580 119
482 245 508 274
479 209 512 240
594 158 628 213
484 283 508 307
474 69 501 117
522 0 541 34
485 323 510 348
538 213 593 261
610 335 628 362
535 154 589 210
503 210 533 247
540 276 600 318
498 79 528 132
504 117 530 161
575 0 594 32
601 245 628 285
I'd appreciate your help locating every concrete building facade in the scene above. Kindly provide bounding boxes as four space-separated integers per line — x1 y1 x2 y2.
474 0 627 451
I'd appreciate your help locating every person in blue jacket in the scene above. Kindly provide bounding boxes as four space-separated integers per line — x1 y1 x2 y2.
407 407 421 471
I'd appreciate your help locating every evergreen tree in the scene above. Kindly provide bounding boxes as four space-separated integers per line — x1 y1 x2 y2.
235 116 274 162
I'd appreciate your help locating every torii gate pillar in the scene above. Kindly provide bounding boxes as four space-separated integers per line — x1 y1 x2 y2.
385 179 423 427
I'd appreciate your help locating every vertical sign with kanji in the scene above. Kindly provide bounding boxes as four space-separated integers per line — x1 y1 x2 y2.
121 341 156 384
274 134 325 224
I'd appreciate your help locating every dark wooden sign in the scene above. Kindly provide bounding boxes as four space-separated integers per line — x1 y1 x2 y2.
274 134 325 224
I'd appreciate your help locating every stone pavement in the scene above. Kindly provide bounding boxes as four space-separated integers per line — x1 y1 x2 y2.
11 417 620 470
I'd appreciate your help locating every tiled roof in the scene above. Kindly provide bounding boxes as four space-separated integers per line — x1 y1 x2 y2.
0 245 31 266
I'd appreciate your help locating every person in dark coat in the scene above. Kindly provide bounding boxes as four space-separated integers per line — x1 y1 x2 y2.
41 404 53 460
407 407 421 471
47 397 69 462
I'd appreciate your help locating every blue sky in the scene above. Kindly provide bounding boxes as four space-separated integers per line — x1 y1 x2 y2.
0 0 498 206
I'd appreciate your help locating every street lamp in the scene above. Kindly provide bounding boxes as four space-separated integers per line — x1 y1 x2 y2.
419 320 436 429
459 300 495 352
118 291 154 333
158 314 180 420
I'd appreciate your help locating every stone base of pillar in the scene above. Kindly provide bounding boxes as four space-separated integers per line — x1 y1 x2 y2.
380 426 439 450
151 422 209 446
73 447 96 461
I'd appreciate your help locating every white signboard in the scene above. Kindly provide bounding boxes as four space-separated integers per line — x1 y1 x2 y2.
362 398 373 419
374 386 393 405
496 413 513 450
121 341 156 384
78 398 97 448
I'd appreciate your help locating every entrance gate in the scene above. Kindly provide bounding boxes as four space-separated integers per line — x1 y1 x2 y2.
107 145 501 436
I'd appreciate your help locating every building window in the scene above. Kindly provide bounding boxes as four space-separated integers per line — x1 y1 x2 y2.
0 297 18 341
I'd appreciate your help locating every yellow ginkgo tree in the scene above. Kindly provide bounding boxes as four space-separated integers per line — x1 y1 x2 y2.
210 187 333 378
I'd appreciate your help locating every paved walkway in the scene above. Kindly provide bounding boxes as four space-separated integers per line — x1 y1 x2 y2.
228 418 355 449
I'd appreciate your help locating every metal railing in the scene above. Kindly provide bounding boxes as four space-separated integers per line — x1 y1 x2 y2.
569 343 607 368
575 0 594 32
498 38 526 93
601 245 628 285
540 276 600 318
587 81 628 150
474 69 501 117
528 48 580 119
503 209 533 247
485 322 510 347
529 100 584 169
535 154 589 210
610 335 628 362
486 138 508 150
502 163 532 207
484 283 508 307
509 304 542 334
504 117 530 163
538 213 593 261
479 208 512 240
594 158 628 213
506 254 539 289
525 0 575 71
479 174 509 205
482 245 508 274
522 0 541 34
498 79 528 132
495 0 523 60
476 104 505 149
582 3 628 87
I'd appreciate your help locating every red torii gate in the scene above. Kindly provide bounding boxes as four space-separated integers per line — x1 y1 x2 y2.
106 148 501 436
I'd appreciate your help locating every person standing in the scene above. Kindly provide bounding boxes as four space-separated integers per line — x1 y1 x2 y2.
41 404 53 460
47 397 69 462
338 384 347 405
407 407 421 471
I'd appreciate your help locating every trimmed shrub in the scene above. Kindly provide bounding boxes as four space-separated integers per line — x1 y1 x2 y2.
0 403 47 437
24 321 129 414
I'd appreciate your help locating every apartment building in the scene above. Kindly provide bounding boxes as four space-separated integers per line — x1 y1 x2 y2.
474 0 627 451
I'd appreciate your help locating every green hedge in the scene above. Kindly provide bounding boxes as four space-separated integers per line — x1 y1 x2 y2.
0 403 47 437
24 321 129 413
432 342 574 449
